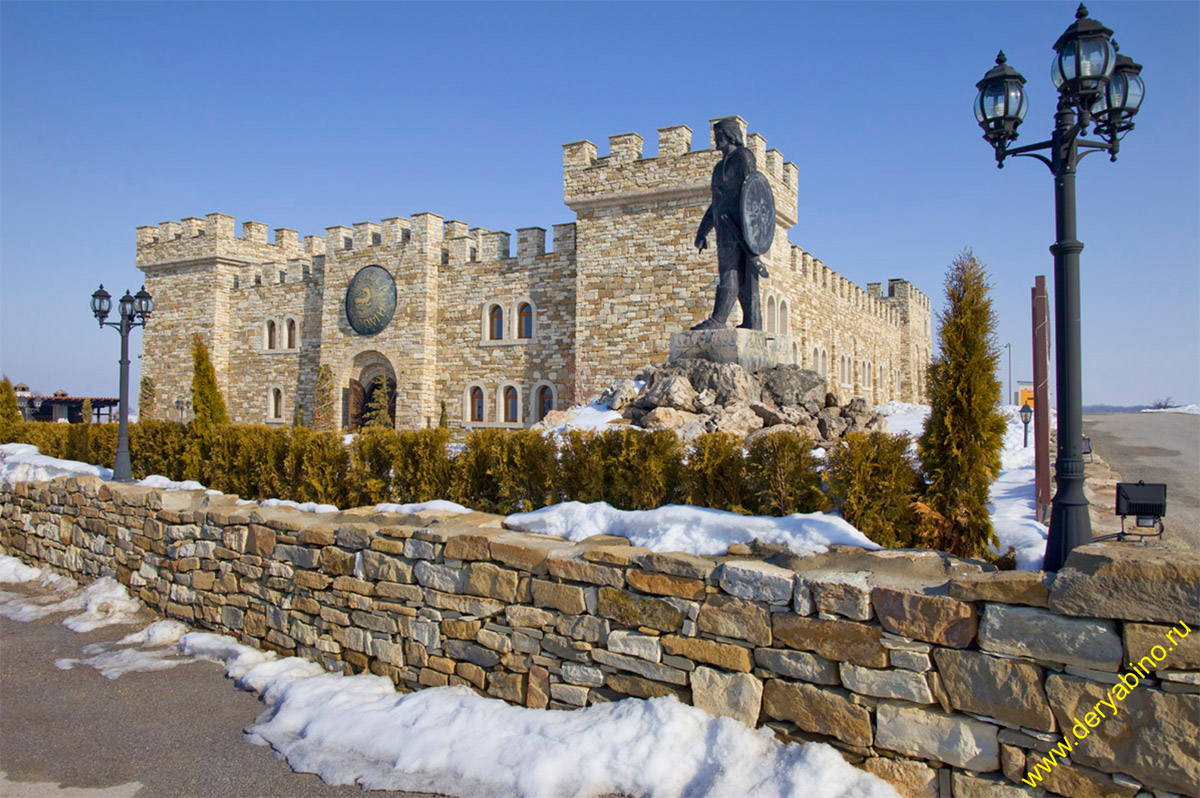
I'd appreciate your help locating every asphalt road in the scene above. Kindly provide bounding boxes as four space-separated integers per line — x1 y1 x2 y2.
0 593 445 798
1083 411 1200 551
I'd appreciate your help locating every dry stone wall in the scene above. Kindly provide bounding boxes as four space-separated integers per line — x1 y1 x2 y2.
4 477 1197 798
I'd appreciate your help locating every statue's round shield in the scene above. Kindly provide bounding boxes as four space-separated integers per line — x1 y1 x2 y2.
740 172 776 256
345 265 397 336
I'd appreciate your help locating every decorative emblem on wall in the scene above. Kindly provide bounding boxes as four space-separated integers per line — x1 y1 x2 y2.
344 265 397 336
739 171 776 256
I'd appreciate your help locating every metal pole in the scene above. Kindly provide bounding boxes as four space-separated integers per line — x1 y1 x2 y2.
1044 100 1092 571
114 308 133 482
1005 343 1012 405
1032 276 1052 522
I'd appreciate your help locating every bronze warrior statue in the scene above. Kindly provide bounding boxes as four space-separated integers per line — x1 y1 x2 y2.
691 117 772 332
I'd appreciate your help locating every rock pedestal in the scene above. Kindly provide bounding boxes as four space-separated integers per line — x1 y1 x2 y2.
669 329 794 372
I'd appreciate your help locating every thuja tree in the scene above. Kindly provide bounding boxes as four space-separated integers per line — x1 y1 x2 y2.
0 376 21 441
918 249 1007 558
311 364 335 431
362 376 395 429
185 334 230 481
138 376 156 419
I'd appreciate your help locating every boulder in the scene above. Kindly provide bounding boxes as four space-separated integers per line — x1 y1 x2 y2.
637 407 707 439
816 410 848 440
761 366 826 409
670 358 761 407
1045 673 1199 794
604 379 641 411
1049 543 1200 625
705 404 764 438
691 667 763 727
634 374 697 411
750 402 805 427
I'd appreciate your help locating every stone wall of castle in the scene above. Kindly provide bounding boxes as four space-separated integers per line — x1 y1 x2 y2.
135 118 932 431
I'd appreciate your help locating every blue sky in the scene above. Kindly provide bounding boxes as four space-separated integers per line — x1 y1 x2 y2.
2 1 1196 408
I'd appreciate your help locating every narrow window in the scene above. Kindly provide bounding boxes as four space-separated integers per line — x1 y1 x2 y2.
779 301 789 336
470 387 484 422
271 388 283 419
537 385 554 421
504 387 518 423
766 297 776 334
489 305 504 340
518 303 533 339
267 320 277 350
286 319 296 349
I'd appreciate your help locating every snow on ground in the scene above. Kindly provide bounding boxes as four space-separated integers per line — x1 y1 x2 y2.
0 443 112 484
507 502 880 555
1142 403 1199 414
877 402 1049 570
136 474 221 494
536 395 628 434
376 500 472 515
261 498 340 514
0 562 897 797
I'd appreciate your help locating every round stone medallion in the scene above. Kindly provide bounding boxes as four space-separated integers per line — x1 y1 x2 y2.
344 265 396 336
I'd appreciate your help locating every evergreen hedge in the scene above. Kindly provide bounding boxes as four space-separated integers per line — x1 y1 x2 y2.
4 421 950 552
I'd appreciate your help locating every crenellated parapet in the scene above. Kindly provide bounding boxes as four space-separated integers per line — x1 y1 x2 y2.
563 118 800 228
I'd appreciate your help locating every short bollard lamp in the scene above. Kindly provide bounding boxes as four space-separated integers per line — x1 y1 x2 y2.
174 396 192 424
1020 402 1033 448
91 284 154 481
973 4 1144 571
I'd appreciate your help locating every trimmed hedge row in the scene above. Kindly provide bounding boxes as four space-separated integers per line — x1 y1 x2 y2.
3 422 931 547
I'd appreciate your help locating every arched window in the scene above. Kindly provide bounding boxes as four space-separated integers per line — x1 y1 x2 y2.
271 388 283 419
286 319 296 349
518 302 533 339
266 320 277 350
779 301 789 336
489 305 504 340
766 296 776 334
537 385 554 421
470 387 484 422
812 347 820 372
504 386 519 423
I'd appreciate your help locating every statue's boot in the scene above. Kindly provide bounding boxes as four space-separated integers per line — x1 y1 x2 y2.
691 317 726 331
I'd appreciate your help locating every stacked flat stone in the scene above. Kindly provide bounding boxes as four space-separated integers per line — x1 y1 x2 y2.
2 476 1197 798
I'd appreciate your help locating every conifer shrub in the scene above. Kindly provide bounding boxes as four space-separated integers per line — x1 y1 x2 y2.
86 423 118 472
599 429 683 510
12 421 69 458
66 398 93 463
918 249 1007 558
129 420 187 480
392 428 454 504
208 425 292 500
826 431 924 548
557 429 606 504
682 433 747 512
185 334 230 482
311 365 335 431
453 429 558 513
294 427 350 506
745 429 828 516
0 377 21 442
362 376 395 429
348 427 398 506
138 376 156 419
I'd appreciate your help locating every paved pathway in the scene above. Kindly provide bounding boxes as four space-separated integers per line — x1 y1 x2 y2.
1082 411 1199 551
0 591 445 798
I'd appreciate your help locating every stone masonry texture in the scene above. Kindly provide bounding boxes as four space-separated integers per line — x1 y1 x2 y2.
135 119 932 433
5 476 1198 798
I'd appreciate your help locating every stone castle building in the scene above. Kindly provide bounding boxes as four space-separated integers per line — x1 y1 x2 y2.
135 117 932 431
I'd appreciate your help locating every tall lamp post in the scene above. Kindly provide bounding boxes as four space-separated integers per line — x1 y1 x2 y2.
91 284 154 482
974 4 1144 571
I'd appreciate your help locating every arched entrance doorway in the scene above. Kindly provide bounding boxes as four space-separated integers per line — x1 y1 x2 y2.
343 351 397 430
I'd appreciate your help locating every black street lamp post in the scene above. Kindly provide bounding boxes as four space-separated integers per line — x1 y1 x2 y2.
974 4 1144 571
91 284 154 482
1020 402 1034 448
